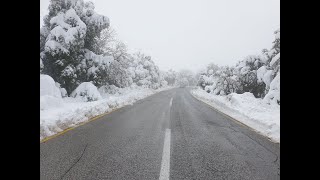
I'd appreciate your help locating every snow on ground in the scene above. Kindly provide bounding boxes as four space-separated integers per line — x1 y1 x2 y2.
40 85 172 141
191 88 280 142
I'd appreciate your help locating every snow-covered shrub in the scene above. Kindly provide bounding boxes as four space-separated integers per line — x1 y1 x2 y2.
197 64 241 96
226 92 256 107
40 58 44 73
40 75 64 110
55 82 68 97
234 55 266 97
257 65 273 94
40 75 62 98
71 82 102 102
204 85 214 93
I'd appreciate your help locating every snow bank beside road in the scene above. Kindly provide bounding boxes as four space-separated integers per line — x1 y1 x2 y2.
40 86 172 141
191 88 280 142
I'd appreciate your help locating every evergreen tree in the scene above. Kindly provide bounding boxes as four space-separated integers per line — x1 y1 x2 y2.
40 0 112 94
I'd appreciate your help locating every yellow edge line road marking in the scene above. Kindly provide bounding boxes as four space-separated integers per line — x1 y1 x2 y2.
40 108 120 144
190 92 279 144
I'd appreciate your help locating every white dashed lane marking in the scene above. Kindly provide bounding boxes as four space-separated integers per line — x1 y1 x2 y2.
159 128 171 180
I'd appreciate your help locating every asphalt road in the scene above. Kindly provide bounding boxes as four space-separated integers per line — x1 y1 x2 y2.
40 88 280 180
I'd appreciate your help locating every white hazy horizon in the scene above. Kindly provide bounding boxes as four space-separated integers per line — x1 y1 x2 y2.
40 0 280 73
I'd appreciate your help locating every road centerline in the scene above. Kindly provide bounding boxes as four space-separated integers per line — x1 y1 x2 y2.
159 128 171 180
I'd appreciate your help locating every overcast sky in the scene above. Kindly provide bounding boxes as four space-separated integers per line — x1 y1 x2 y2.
40 0 280 72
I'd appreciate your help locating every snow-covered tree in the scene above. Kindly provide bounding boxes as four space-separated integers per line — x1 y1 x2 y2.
159 71 168 87
196 64 224 93
195 68 206 87
264 72 280 105
268 28 280 78
262 28 280 105
95 26 130 61
77 50 113 87
255 28 280 102
197 73 206 90
106 59 132 88
215 66 240 95
163 69 177 86
206 63 219 75
178 78 189 88
92 25 136 88
127 52 163 89
177 69 196 87
40 0 113 94
94 27 117 56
